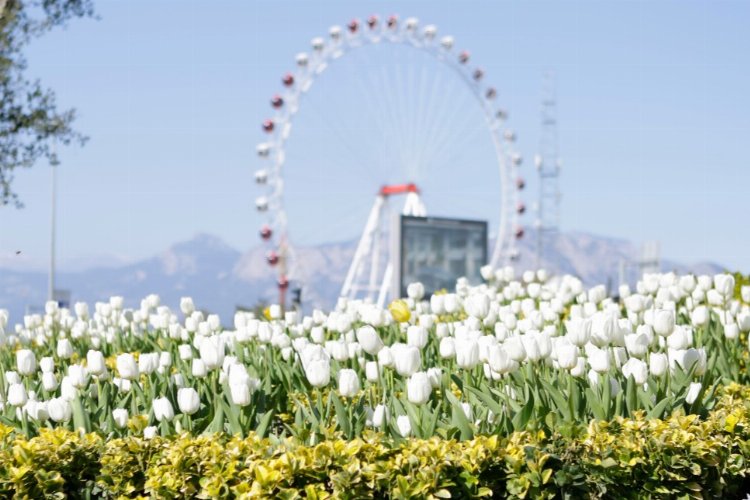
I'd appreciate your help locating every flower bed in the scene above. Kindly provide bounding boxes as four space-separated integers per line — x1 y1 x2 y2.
1 269 750 497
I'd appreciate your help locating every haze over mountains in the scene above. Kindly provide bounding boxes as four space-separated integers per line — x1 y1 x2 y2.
0 229 723 324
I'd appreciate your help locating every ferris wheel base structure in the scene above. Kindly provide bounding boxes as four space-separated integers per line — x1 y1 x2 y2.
254 15 527 308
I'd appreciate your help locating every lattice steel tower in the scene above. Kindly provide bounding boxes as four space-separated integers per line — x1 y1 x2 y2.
534 72 562 270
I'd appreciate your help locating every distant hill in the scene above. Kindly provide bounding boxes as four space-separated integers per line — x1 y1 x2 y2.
0 230 723 324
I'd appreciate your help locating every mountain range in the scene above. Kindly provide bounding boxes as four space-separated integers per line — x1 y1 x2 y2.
0 230 723 324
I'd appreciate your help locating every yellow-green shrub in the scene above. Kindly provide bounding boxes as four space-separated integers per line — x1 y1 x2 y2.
1 385 750 498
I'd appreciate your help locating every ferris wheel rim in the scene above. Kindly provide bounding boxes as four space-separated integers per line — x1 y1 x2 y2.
255 15 525 298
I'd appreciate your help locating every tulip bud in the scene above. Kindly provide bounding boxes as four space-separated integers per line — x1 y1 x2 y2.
143 426 158 439
112 408 129 429
138 353 159 375
426 367 443 388
305 358 331 388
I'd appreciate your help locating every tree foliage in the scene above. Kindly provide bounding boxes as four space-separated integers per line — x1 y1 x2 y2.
0 0 94 207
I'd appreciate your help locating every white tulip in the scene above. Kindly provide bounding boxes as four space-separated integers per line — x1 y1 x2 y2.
406 372 432 405
356 326 384 355
68 365 88 388
143 426 158 439
488 345 516 374
47 397 72 422
373 404 389 428
455 339 480 368
16 349 36 376
556 344 578 370
87 350 106 376
624 333 650 359
180 297 195 315
153 397 175 422
116 354 139 380
377 346 394 367
430 294 445 315
337 369 360 397
565 317 591 346
426 367 443 388
199 335 225 370
396 415 412 437
191 359 207 378
723 322 740 340
691 306 708 327
407 282 425 300
503 336 526 362
7 383 27 406
42 372 59 392
365 361 380 382
138 353 159 375
588 348 610 373
112 408 129 429
439 337 456 359
621 357 648 385
392 344 421 376
713 274 735 298
407 325 428 349
178 344 193 360
229 382 251 406
685 382 702 404
176 387 201 415
39 357 54 374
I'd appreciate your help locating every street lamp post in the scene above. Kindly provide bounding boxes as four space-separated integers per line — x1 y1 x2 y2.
48 144 59 303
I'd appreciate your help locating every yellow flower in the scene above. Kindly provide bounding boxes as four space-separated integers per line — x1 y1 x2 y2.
388 300 411 323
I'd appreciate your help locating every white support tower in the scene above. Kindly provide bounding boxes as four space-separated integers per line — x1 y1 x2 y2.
534 71 562 270
340 183 425 308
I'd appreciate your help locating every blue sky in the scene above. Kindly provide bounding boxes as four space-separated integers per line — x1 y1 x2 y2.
1 0 748 271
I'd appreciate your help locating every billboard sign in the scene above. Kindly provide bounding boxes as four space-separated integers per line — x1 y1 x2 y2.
394 215 487 298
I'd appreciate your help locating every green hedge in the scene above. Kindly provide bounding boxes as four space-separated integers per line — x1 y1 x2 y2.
2 384 750 499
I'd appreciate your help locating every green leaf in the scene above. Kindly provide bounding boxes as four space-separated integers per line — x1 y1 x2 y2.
331 392 351 437
512 391 534 431
445 391 473 440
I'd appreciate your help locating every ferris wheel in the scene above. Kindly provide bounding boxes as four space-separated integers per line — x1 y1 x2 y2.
254 15 526 307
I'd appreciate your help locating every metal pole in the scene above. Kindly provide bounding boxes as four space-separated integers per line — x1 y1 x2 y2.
48 147 58 303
